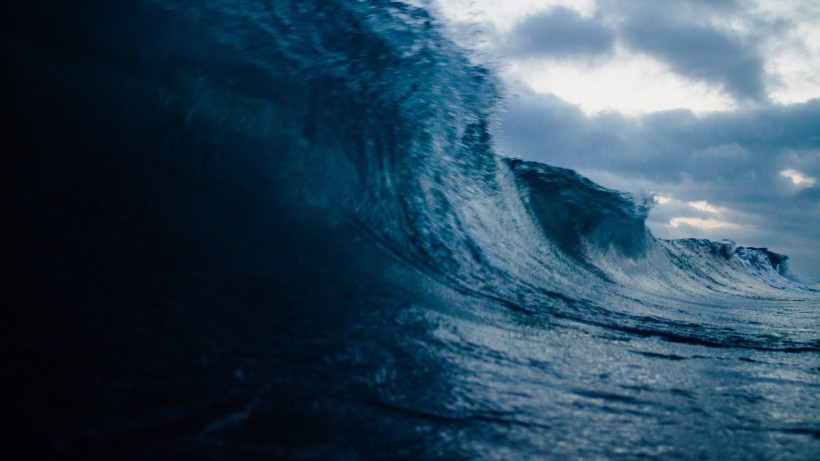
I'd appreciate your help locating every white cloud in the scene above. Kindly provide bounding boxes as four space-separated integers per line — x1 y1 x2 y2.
654 195 672 205
503 47 736 116
687 200 723 214
669 217 738 230
654 198 737 231
780 168 816 187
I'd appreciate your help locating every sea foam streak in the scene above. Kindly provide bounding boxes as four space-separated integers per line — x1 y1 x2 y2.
3 0 819 459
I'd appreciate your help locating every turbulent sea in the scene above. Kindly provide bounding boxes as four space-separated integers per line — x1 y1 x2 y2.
3 1 819 459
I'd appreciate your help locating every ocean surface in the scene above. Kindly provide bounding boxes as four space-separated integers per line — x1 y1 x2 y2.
3 1 819 459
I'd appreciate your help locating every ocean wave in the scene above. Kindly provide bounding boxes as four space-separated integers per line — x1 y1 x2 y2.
4 0 819 459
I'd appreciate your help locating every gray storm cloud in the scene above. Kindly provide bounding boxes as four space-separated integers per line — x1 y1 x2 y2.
504 7 615 59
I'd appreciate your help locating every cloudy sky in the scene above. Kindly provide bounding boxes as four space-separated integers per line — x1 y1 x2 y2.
431 0 820 281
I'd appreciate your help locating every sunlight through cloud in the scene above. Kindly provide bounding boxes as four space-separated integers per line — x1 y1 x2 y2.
687 201 723 214
780 169 816 187
504 49 736 116
670 217 738 230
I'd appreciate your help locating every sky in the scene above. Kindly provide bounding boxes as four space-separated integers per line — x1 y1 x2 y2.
430 0 820 281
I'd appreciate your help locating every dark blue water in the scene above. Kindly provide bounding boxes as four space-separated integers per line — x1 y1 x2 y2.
3 1 819 459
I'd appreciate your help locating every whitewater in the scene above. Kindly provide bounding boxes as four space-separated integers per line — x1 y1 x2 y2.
3 0 819 459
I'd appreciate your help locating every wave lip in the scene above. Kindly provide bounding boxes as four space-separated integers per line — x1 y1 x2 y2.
506 157 653 262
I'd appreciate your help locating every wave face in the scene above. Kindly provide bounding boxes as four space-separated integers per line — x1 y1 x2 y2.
3 1 819 459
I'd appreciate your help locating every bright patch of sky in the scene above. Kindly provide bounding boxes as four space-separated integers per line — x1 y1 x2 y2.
503 48 736 115
780 169 816 188
654 196 738 232
654 195 672 205
669 217 738 230
687 201 723 214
